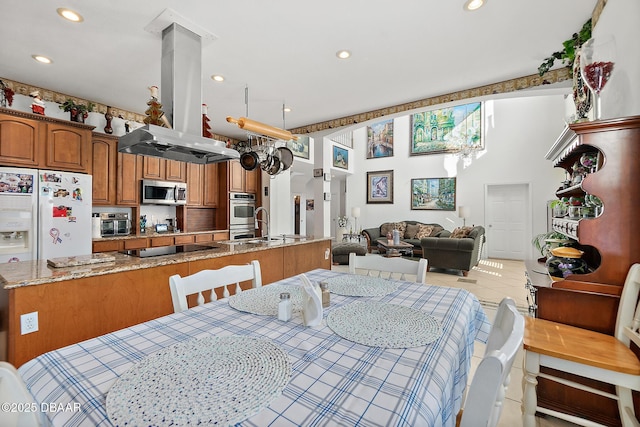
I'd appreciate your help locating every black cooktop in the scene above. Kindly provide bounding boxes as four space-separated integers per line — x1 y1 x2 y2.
120 244 218 258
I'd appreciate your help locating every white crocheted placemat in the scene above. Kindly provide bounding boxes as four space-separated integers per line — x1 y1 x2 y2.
327 301 441 348
323 274 398 297
228 284 303 315
106 336 291 426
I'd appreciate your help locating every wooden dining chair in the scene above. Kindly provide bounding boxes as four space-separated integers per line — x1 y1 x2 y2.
523 263 640 427
0 362 45 427
457 297 525 427
169 260 262 313
348 252 428 284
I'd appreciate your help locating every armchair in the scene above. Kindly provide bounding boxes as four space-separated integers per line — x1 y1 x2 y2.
420 226 485 276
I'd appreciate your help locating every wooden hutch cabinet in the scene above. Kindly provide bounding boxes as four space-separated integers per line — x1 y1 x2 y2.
532 115 640 425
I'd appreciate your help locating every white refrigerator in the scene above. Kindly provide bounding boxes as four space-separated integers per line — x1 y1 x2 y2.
0 167 92 263
37 170 92 260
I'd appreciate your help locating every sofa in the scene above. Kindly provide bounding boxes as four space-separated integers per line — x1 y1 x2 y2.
361 221 448 257
420 225 486 276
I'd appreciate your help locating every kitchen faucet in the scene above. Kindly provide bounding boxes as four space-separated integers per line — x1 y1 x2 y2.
254 207 270 241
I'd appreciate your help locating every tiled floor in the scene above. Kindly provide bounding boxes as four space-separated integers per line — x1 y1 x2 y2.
332 257 578 426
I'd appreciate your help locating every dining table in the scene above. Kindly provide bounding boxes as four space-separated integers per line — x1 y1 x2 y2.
18 268 491 427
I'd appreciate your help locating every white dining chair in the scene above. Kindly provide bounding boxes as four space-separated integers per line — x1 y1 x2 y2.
523 263 640 427
0 361 45 427
458 297 525 427
169 260 262 313
348 252 428 284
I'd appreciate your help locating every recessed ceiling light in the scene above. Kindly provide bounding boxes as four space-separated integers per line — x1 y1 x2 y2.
56 8 84 22
464 0 486 11
32 55 53 64
336 50 351 60
211 74 225 82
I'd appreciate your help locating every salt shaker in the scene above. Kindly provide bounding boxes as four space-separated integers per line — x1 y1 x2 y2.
319 282 330 308
278 292 292 321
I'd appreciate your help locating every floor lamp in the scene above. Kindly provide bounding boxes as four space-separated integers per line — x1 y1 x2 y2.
458 206 470 226
352 207 361 233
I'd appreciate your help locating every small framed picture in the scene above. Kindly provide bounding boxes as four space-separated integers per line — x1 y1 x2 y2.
367 119 393 159
367 170 393 204
333 145 349 169
288 135 310 159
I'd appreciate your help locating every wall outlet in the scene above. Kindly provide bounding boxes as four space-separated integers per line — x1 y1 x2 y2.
20 312 38 335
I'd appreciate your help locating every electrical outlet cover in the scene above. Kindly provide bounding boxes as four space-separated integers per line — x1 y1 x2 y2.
20 312 38 335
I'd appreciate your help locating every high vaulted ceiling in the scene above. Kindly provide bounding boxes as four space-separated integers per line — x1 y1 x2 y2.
1 1 595 141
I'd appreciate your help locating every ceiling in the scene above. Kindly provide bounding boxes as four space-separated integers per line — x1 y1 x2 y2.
1 1 595 142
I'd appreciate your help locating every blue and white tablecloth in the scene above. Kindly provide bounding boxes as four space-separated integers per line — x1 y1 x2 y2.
18 268 491 427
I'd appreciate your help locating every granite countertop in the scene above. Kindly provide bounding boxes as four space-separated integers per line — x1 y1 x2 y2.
0 236 330 289
93 229 230 241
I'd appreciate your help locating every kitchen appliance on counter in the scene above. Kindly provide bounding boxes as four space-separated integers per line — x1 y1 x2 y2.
120 244 217 258
0 167 92 262
100 213 131 237
142 179 187 205
229 192 256 240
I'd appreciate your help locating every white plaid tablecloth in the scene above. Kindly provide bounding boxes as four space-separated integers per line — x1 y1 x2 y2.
19 269 491 427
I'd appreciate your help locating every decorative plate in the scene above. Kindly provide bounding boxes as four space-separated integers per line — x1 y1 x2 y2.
107 336 291 426
323 274 398 297
229 284 304 315
327 301 441 348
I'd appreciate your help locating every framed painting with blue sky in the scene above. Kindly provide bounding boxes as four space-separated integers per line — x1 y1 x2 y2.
411 177 456 210
333 145 348 169
410 102 482 155
367 119 393 159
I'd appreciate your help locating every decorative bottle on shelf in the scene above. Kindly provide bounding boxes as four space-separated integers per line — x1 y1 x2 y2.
278 293 292 321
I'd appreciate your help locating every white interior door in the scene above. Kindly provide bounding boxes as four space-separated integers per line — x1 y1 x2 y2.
485 183 529 260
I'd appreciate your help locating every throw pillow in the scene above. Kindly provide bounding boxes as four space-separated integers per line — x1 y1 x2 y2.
415 224 435 238
381 222 406 237
450 226 473 238
404 223 420 239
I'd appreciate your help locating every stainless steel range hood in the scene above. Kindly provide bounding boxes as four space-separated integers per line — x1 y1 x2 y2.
118 21 239 164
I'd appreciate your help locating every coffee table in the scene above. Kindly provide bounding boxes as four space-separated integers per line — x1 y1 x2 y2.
376 239 414 257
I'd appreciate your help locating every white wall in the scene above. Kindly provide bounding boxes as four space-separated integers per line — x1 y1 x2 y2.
344 94 567 256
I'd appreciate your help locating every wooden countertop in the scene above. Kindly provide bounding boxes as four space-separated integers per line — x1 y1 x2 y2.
0 236 331 289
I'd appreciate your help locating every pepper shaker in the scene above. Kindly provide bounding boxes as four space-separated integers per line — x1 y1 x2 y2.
319 282 330 308
278 292 292 321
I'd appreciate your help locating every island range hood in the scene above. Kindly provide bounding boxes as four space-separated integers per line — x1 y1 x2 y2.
118 19 239 164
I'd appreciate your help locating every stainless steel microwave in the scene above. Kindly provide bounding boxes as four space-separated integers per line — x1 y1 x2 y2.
141 179 187 205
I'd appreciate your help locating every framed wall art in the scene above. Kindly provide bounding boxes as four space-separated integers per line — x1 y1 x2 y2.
367 119 393 159
410 102 482 155
411 177 456 210
333 145 349 169
287 135 310 159
367 170 393 204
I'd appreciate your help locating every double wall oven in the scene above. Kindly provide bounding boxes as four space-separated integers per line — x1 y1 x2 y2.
229 192 256 240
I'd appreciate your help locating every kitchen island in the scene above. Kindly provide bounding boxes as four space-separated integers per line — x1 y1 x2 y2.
0 236 332 367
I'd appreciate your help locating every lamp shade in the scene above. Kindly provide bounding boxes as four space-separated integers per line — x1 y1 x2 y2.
458 206 470 219
351 207 361 218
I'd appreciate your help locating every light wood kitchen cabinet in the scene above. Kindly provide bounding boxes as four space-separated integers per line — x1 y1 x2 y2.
123 238 148 250
0 110 42 167
194 233 213 243
174 234 195 244
91 134 117 205
227 159 259 194
92 240 121 252
203 163 219 207
186 163 203 206
116 152 142 206
43 123 92 173
142 157 186 182
186 163 219 207
150 236 174 247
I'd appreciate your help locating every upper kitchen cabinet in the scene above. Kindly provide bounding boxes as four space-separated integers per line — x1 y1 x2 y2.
186 162 218 207
43 123 92 173
117 152 142 206
0 110 42 167
142 157 186 182
0 109 94 172
91 133 117 205
227 159 259 194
